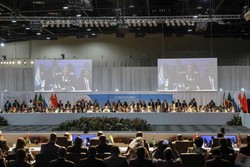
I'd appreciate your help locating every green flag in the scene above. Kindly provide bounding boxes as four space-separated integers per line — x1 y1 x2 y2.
33 94 37 106
227 93 233 108
38 93 43 106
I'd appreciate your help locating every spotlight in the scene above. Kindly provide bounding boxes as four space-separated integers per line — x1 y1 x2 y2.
1 42 4 47
165 20 170 27
17 60 21 64
136 20 141 26
25 27 31 30
84 21 88 27
152 20 157 27
126 20 131 27
66 20 70 27
219 88 223 92
142 20 146 27
46 37 51 40
76 14 81 17
132 20 136 27
63 5 68 9
147 20 152 27
170 20 175 26
99 21 104 27
104 21 109 27
36 32 41 35
30 61 34 64
94 21 99 27
176 20 181 26
12 60 15 64
23 60 27 65
180 20 186 26
89 21 94 27
241 88 245 91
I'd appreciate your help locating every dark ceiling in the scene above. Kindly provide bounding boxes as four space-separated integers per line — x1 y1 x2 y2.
0 0 249 42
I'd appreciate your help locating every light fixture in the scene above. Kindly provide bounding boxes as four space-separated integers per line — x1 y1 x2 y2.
25 27 31 30
30 61 34 64
89 21 94 27
142 20 146 27
176 20 181 26
12 60 15 64
132 20 136 27
186 20 191 26
36 32 41 35
136 20 141 26
165 20 170 27
104 21 109 27
180 20 186 26
87 28 91 31
17 60 21 64
23 60 27 65
187 29 192 32
63 5 68 10
1 42 4 47
115 89 119 92
147 20 152 27
152 20 157 27
79 20 83 27
99 21 104 27
241 88 245 91
170 20 175 26
46 37 51 40
94 21 99 27
76 14 81 17
66 20 70 27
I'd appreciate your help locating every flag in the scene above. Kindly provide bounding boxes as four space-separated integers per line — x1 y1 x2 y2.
227 93 233 108
242 93 249 113
152 133 155 146
43 98 48 108
109 133 114 144
26 132 31 144
237 133 241 147
238 92 243 105
35 65 42 87
223 92 228 108
50 93 58 107
232 98 239 112
33 94 37 106
69 132 73 142
38 93 43 106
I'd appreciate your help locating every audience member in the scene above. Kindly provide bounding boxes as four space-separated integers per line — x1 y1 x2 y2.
78 146 106 167
129 146 154 167
104 145 128 167
90 131 103 146
239 135 250 156
211 138 234 163
67 136 87 154
204 149 231 167
152 139 169 159
12 137 34 162
40 133 60 154
154 140 182 167
50 147 75 167
96 135 112 154
64 132 73 147
0 131 10 154
8 149 32 167
187 137 207 155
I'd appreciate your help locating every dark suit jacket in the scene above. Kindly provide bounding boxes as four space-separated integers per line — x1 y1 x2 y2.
78 157 106 167
67 145 88 154
8 160 32 167
129 158 154 167
50 158 75 167
40 141 60 154
240 145 250 156
96 143 112 154
205 157 231 167
0 139 10 153
104 155 128 167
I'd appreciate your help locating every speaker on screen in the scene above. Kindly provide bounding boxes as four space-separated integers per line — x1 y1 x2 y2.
34 59 92 92
158 58 218 91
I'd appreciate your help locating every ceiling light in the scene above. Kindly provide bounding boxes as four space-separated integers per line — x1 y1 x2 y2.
87 28 91 31
104 21 109 27
76 14 81 17
170 20 175 26
180 20 186 26
23 60 27 65
25 27 31 30
30 61 34 64
193 15 198 18
99 21 104 27
46 37 50 40
176 20 180 26
142 20 146 27
94 21 99 27
147 21 152 27
152 20 157 27
12 61 15 64
17 61 21 64
11 20 17 23
63 6 68 10
1 42 4 47
33 1 45 5
187 29 192 32
165 20 170 26
89 21 94 27
8 61 11 64
36 32 41 35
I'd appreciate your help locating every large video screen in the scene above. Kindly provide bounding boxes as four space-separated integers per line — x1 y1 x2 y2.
158 58 217 91
34 60 92 92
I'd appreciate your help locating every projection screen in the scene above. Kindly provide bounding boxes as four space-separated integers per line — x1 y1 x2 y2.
34 59 92 92
158 58 218 91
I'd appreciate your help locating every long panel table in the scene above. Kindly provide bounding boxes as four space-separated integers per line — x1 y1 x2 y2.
1 112 235 126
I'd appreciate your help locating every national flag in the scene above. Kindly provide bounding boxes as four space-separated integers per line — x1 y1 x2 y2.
152 133 155 146
50 93 58 107
38 93 43 106
43 98 48 108
238 92 243 105
227 93 233 108
237 133 241 147
69 132 73 142
109 133 114 144
26 132 31 144
232 98 239 112
223 92 228 108
242 93 249 113
35 65 42 87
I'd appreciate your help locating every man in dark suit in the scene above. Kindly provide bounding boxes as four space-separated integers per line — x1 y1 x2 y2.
240 135 250 156
78 146 106 167
0 131 10 154
96 135 112 154
90 131 103 146
129 146 154 167
205 149 231 167
41 133 60 154
50 147 75 167
104 145 128 167
4 101 11 112
67 137 87 154
161 99 168 112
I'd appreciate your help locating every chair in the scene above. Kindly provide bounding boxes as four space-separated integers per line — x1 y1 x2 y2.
34 153 58 167
66 153 87 166
6 153 16 167
56 137 69 147
181 153 205 167
175 141 193 154
96 152 111 159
